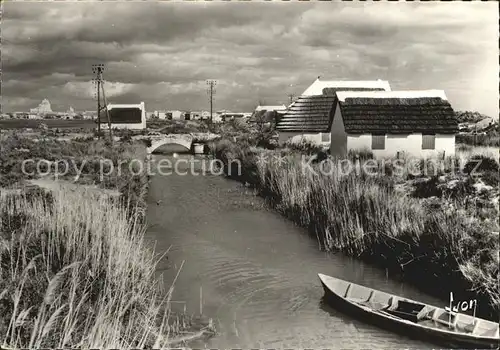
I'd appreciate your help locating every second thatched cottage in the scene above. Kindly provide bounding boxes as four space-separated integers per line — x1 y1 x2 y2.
331 90 458 157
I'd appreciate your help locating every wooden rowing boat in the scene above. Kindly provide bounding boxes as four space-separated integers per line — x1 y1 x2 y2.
318 273 499 349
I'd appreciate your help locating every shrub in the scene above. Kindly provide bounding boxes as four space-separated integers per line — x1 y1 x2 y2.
120 133 133 143
73 136 95 142
464 155 499 175
93 130 105 138
285 139 323 154
311 150 329 164
442 176 476 200
482 170 500 187
257 137 278 150
412 176 443 198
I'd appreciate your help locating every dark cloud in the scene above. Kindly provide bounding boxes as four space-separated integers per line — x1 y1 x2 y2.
2 2 498 117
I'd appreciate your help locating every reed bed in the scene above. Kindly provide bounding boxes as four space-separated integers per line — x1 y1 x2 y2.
0 135 214 348
0 186 180 348
212 140 500 319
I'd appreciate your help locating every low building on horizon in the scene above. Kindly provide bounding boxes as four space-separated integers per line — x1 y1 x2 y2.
150 111 167 119
200 111 211 120
81 111 97 120
190 111 203 120
166 110 184 120
13 112 30 119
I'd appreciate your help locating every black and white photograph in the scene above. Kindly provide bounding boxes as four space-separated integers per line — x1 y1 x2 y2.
0 1 499 349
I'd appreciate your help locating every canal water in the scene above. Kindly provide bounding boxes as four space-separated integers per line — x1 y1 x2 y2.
145 154 443 349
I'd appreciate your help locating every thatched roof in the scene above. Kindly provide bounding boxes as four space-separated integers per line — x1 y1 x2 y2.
99 107 142 124
275 87 387 132
339 97 458 134
275 95 336 132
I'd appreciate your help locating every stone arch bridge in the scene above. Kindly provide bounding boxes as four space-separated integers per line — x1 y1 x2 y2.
133 134 193 154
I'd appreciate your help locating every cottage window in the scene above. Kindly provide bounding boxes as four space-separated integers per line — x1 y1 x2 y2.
371 134 385 150
422 134 436 150
321 132 331 142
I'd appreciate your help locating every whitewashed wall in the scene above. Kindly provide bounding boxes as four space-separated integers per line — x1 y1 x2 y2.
347 133 455 158
434 134 455 157
171 111 184 120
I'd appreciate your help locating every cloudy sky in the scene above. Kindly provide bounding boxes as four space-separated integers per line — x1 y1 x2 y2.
2 1 498 118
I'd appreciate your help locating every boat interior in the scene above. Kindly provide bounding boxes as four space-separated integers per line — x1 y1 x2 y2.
321 275 500 339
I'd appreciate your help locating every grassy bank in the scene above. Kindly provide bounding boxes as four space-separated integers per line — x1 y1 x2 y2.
0 134 214 347
211 139 500 321
0 133 150 216
0 119 96 130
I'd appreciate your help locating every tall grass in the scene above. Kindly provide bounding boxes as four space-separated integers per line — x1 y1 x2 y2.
213 141 500 319
456 144 500 165
0 186 186 348
1 135 214 348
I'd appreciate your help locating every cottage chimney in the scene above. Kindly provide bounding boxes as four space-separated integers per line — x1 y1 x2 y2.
317 76 321 80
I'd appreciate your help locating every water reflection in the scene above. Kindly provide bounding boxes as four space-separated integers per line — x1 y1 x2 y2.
146 154 440 349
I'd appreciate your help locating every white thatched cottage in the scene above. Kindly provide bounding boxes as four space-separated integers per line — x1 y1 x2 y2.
330 90 458 157
276 78 391 147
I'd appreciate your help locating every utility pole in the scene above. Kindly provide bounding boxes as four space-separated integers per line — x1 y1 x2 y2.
92 63 112 142
206 80 217 125
92 64 104 138
100 79 113 142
